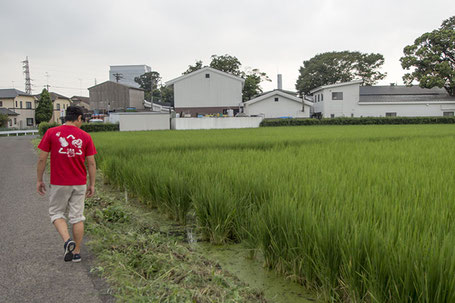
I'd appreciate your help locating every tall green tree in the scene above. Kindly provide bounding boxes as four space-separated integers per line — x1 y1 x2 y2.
0 113 9 128
135 71 161 102
35 89 53 124
400 16 455 96
243 68 271 101
209 54 243 77
295 51 386 96
160 85 174 104
183 60 203 75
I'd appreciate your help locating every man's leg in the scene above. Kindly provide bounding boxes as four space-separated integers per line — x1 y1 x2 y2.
72 221 84 254
53 218 71 242
68 185 87 256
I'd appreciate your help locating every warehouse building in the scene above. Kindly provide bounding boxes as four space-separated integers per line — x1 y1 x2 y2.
311 81 455 118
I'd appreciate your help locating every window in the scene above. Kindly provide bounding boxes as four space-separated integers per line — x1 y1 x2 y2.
330 114 335 118
20 101 23 108
0 101 2 107
443 112 454 116
321 94 324 101
351 113 354 117
274 97 279 102
26 102 32 109
14 118 17 124
332 92 343 100
205 73 210 78
27 118 34 126
15 101 18 107
9 120 12 126
386 112 397 117
57 103 60 110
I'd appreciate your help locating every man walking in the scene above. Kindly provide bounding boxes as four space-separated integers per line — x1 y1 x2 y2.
37 106 97 262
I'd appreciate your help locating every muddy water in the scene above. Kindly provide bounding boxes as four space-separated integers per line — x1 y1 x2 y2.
199 243 317 303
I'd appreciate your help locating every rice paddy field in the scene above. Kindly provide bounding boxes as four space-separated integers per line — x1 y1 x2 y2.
91 125 455 302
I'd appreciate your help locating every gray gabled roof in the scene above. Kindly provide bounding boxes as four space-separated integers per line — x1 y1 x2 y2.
0 108 19 116
359 86 455 103
0 89 31 99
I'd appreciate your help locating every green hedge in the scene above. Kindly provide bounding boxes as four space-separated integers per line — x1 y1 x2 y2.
260 116 455 127
38 122 119 136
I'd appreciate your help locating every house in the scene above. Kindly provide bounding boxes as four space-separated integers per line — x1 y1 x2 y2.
165 67 245 116
0 89 36 128
310 81 455 118
88 81 145 113
242 89 312 118
35 92 72 124
70 96 90 111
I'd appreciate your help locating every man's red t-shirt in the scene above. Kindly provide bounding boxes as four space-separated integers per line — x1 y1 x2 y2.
38 125 97 186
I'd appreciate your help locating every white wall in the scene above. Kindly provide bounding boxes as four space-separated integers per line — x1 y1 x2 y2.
356 103 455 117
114 112 170 131
171 117 263 130
244 95 309 118
174 71 243 108
312 83 455 117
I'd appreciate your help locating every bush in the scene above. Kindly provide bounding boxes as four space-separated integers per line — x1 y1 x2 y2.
81 123 119 133
260 116 455 127
38 122 59 136
38 122 119 136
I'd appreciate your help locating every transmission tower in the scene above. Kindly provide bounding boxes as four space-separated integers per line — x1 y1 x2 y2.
22 56 32 94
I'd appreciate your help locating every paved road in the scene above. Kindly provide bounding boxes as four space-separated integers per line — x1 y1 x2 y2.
0 136 113 303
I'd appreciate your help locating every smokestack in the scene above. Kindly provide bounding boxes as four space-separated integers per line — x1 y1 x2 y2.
277 74 282 90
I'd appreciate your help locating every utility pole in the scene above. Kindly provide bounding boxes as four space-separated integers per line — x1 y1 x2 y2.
113 73 123 82
22 56 32 94
44 72 50 91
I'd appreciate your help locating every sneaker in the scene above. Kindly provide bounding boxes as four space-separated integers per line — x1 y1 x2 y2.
72 253 81 263
63 239 76 262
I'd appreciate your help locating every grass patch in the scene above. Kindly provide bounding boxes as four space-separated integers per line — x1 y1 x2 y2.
84 176 268 303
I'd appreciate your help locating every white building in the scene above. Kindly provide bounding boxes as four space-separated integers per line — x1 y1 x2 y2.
165 67 244 116
310 80 455 118
242 89 312 118
109 65 152 88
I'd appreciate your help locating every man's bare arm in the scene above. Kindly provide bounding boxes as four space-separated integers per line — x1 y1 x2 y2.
37 151 49 195
86 155 96 197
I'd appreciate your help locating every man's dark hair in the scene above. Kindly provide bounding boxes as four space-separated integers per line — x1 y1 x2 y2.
65 106 84 122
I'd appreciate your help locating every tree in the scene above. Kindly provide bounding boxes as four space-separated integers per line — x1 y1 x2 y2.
243 68 271 101
134 71 162 102
400 16 455 96
0 113 9 128
295 51 386 96
209 54 243 77
35 89 53 124
183 60 203 75
160 85 174 105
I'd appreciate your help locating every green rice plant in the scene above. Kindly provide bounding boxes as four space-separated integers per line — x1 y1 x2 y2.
90 125 455 302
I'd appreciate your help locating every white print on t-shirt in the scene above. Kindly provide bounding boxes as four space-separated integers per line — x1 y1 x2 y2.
56 132 61 137
59 137 69 147
72 139 82 149
58 134 83 158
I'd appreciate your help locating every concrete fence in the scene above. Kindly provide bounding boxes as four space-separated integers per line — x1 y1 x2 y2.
171 117 263 130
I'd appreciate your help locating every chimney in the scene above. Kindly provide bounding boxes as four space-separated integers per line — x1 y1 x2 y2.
277 74 283 90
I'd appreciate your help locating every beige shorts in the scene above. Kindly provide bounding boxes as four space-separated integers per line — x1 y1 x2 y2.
49 185 86 224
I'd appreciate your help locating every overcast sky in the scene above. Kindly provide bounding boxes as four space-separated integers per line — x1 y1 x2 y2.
1 0 454 97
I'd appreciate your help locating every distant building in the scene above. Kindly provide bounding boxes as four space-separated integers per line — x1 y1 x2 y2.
88 81 145 113
70 96 90 111
109 65 151 88
310 81 455 118
0 89 36 128
243 89 312 118
165 67 244 116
